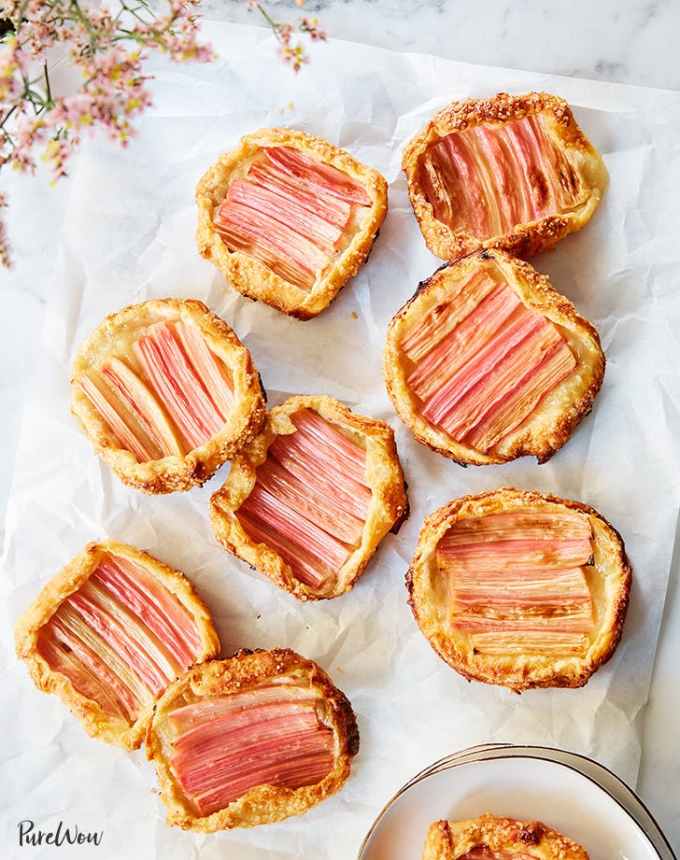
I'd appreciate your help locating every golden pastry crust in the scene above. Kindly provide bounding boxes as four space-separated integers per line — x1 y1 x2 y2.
422 814 589 859
403 91 608 261
406 488 631 692
196 127 388 319
14 540 220 749
210 395 409 600
70 297 267 494
146 648 359 831
384 249 605 465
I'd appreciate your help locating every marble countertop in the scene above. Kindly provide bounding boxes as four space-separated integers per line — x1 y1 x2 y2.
2 0 679 852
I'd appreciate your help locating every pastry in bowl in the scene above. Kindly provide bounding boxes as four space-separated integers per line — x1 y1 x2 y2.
210 395 408 600
196 127 388 319
406 488 631 692
71 298 266 493
384 250 604 465
403 91 608 260
15 540 219 749
422 814 589 859
146 648 359 830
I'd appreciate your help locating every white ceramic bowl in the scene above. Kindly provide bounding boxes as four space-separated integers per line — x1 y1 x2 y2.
358 753 660 860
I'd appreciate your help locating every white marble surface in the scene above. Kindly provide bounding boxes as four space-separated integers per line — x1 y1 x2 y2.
2 0 679 853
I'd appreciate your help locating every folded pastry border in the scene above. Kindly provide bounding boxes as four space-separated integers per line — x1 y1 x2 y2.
146 648 359 831
406 488 631 692
422 813 589 859
196 127 388 319
210 394 409 600
403 91 608 261
14 540 220 749
384 249 605 465
70 298 267 494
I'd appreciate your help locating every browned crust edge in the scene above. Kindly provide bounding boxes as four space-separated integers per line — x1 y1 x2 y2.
384 249 606 466
196 127 388 319
402 91 608 261
210 394 409 600
406 488 632 693
145 648 359 831
70 297 267 494
14 540 221 749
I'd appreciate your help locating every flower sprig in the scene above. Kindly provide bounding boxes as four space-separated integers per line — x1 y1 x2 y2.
248 1 326 73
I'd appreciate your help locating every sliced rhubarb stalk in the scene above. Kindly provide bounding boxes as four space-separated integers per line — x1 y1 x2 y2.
418 153 456 226
408 284 522 401
103 357 183 457
400 271 496 362
248 159 352 229
535 114 580 209
80 373 159 463
214 199 329 289
442 510 591 544
240 485 351 574
263 146 371 206
39 630 130 720
238 511 330 588
290 409 368 486
93 556 200 669
255 459 365 545
133 324 224 450
474 125 523 232
452 567 592 611
458 128 504 237
65 591 170 696
421 309 546 427
431 321 564 439
465 339 576 450
438 537 593 572
468 630 589 656
227 179 344 252
438 134 490 237
175 321 233 421
50 609 149 712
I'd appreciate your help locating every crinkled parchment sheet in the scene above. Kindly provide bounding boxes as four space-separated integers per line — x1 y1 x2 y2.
2 22 680 860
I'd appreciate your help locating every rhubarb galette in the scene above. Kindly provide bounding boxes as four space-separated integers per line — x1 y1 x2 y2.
384 250 604 465
146 648 359 830
71 298 266 493
210 395 408 600
422 814 589 859
196 127 388 319
15 540 219 749
407 488 631 692
403 91 608 261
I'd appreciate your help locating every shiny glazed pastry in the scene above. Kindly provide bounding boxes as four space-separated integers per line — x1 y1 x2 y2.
15 540 219 749
422 814 589 859
407 488 631 692
71 298 266 493
403 91 608 260
384 250 604 465
146 649 359 831
196 127 388 319
210 395 408 600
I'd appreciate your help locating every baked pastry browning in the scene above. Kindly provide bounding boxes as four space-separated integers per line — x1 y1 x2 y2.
196 127 388 319
407 489 631 692
384 250 604 465
71 298 266 493
403 92 608 260
14 541 220 749
146 649 359 830
422 814 589 859
210 395 408 600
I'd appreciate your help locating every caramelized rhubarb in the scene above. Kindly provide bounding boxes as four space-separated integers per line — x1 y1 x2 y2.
439 509 594 657
214 145 371 289
167 684 334 816
419 114 581 240
38 553 203 725
238 409 371 589
402 278 576 454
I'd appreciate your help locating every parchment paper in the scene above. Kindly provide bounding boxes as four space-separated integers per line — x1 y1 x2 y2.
2 22 680 860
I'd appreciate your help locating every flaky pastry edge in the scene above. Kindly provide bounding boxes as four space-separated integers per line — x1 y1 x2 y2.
210 394 409 600
384 249 605 465
196 127 388 319
406 487 631 693
14 540 221 749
